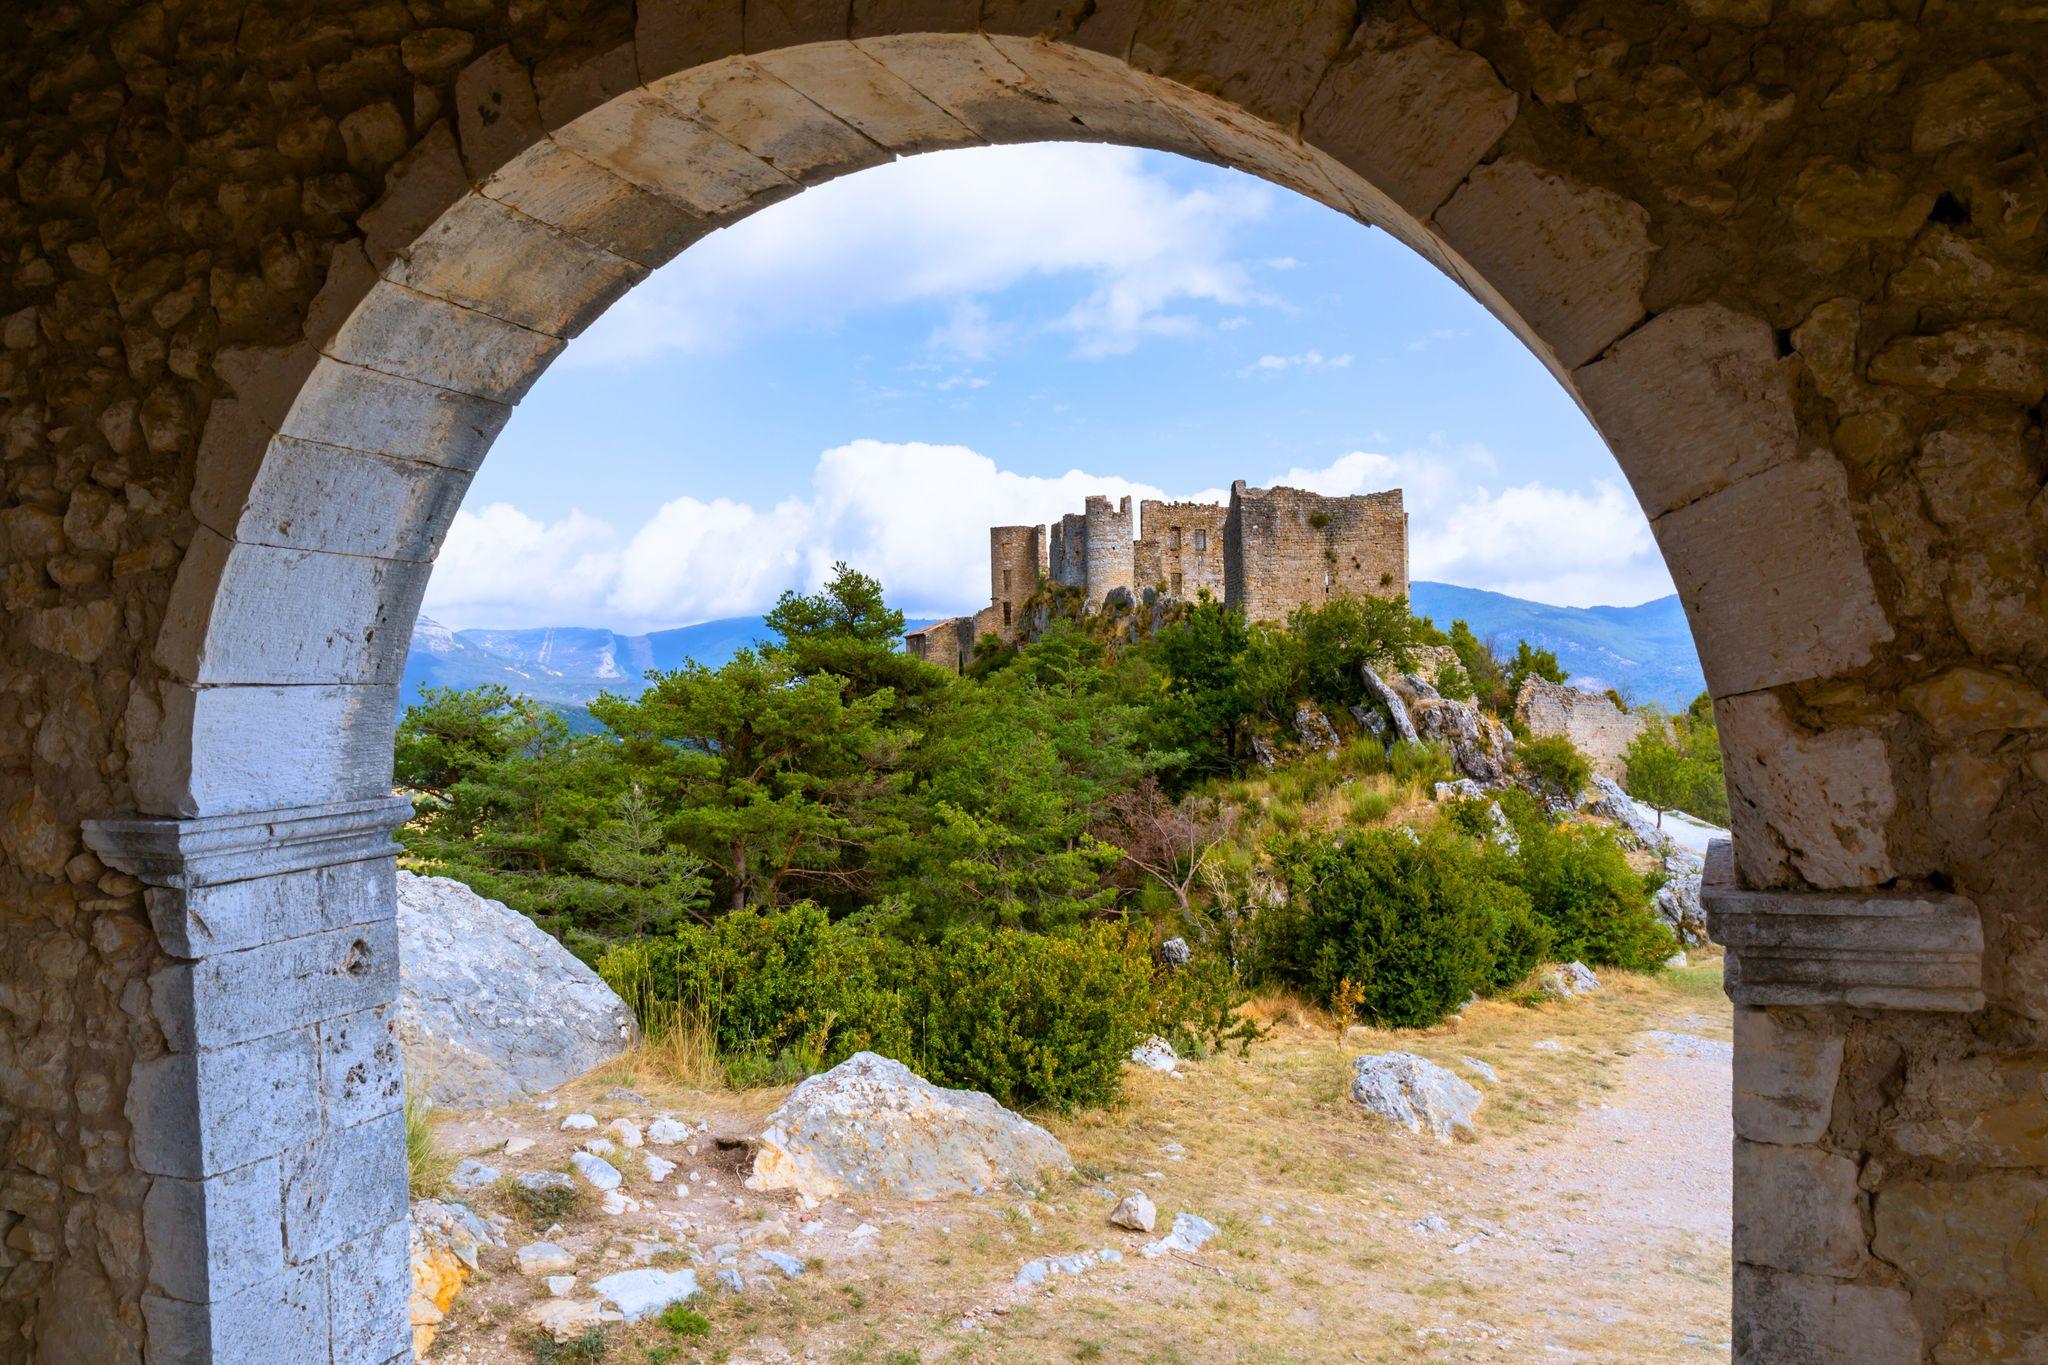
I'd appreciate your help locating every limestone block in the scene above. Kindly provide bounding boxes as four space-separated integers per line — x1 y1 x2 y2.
535 42 640 134
327 280 564 404
356 124 471 276
1137 77 1355 216
1433 159 1653 371
479 139 707 270
1574 304 1800 517
634 0 742 84
1733 1008 1843 1145
384 193 645 338
1655 456 1894 698
142 1159 286 1301
279 358 512 470
854 34 1084 145
154 530 427 687
1733 1139 1868 1277
327 1218 412 1365
1717 693 1896 889
1873 1172 2048 1305
131 683 400 818
1125 0 1358 126
141 1262 330 1363
649 58 891 185
751 42 977 156
283 1109 408 1262
1933 1313 2048 1364
320 1005 405 1131
553 87 796 221
227 435 470 562
154 917 401 1053
1868 323 2048 403
127 1028 322 1177
743 0 848 51
1894 1053 2048 1167
1302 19 1517 220
1734 1264 1922 1365
988 37 1210 160
454 47 545 182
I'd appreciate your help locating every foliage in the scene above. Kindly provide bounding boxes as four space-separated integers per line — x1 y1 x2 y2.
1623 691 1729 826
1491 794 1675 970
405 1091 445 1197
1433 660 1475 701
1517 734 1592 800
1259 829 1504 1028
656 1303 711 1338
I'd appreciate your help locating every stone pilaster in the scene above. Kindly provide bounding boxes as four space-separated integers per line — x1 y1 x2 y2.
83 798 415 1365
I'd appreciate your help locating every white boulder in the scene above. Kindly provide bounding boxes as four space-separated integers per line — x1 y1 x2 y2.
746 1052 1072 1202
593 1267 699 1321
1129 1036 1178 1073
571 1151 622 1191
1539 961 1603 998
1350 1053 1482 1141
397 871 639 1108
1110 1192 1157 1233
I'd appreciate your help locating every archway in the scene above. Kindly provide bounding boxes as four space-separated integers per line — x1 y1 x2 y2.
4 8 2039 1362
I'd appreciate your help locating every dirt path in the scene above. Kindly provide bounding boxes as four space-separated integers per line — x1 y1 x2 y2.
423 970 1734 1363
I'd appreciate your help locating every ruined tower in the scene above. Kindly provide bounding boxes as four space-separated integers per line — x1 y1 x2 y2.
987 524 1044 638
1223 482 1408 623
1135 499 1229 602
1080 495 1135 608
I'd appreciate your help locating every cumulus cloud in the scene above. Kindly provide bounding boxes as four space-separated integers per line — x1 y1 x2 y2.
567 144 1273 367
424 442 1673 631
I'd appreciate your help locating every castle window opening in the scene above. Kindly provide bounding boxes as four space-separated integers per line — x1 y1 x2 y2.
1169 526 1182 551
1192 529 1207 552
1171 571 1184 596
1003 568 1011 592
1003 602 1012 626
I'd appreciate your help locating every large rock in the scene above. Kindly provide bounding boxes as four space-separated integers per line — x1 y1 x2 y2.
746 1052 1072 1201
1350 1053 1482 1140
1394 675 1513 784
1580 776 1675 852
1655 861 1708 945
1293 703 1341 757
1360 666 1420 744
397 870 639 1108
1514 675 1646 779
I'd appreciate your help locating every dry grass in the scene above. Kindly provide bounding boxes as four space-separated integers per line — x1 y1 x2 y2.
599 1006 727 1092
406 1090 451 1198
430 959 1732 1363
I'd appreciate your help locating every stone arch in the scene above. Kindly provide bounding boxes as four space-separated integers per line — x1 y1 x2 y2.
6 5 2043 1361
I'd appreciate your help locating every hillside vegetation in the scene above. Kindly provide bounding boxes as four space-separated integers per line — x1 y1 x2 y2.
397 566 1714 1113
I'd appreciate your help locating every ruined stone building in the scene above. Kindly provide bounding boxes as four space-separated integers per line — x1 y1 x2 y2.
907 483 1408 669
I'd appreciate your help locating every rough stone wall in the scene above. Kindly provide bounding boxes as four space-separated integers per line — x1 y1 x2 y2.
1514 675 1646 779
904 618 965 674
1080 495 1134 609
1135 498 1227 601
1224 482 1408 623
1048 512 1088 591
988 524 1042 641
1 4 2046 1361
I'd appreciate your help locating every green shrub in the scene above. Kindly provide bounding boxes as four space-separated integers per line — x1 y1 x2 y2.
1259 829 1499 1028
1346 785 1395 825
1498 808 1674 971
1480 889 1553 992
1388 740 1452 788
1145 950 1262 1060
1517 734 1591 798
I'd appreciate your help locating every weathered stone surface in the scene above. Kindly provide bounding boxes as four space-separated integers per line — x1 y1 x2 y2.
1904 666 2048 738
1734 1265 1922 1365
397 871 638 1108
1717 693 1896 889
1110 1191 1156 1232
593 1267 699 1321
1292 703 1339 757
1538 961 1602 999
1869 323 2048 402
1733 1009 1842 1146
1514 676 1644 779
746 1052 1072 1200
1435 158 1653 370
1873 1172 2048 1305
1349 1053 1481 1141
1894 1054 2048 1167
1733 1140 1866 1277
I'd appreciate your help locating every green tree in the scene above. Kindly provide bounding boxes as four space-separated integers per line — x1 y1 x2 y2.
765 561 951 710
1288 594 1422 711
1154 598 1254 776
1445 620 1509 712
573 783 713 936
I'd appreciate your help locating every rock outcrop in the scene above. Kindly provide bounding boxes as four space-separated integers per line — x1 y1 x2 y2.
746 1052 1073 1201
397 870 639 1108
1350 1053 1482 1141
1293 703 1341 757
1514 676 1646 779
1539 962 1603 998
1393 674 1514 785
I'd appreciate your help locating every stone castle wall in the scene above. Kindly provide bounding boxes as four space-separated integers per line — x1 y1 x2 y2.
1514 675 1646 778
1225 483 1408 624
1136 500 1229 602
1081 495 1134 608
989 525 1044 640
1048 512 1088 591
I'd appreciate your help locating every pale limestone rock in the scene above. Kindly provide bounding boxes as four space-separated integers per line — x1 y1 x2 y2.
1539 962 1602 998
1734 1140 1867 1277
1873 1172 2048 1304
1129 1036 1178 1073
1717 693 1896 889
571 1151 622 1191
515 1242 574 1277
1735 1265 1922 1365
397 871 638 1108
1110 1192 1156 1233
1350 1053 1481 1141
746 1052 1071 1201
1733 1009 1843 1145
594 1267 700 1320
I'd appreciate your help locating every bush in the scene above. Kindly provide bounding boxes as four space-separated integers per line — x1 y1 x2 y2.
1388 739 1452 788
1496 805 1675 971
1259 829 1501 1028
1517 734 1591 799
1480 890 1553 992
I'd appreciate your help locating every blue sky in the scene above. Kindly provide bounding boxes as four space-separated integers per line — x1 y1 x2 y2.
425 143 1669 632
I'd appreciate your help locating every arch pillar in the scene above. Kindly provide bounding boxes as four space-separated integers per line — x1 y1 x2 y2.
81 799 414 1365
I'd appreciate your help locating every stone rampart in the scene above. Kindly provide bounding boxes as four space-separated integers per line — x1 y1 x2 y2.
1224 483 1408 623
1136 500 1228 602
1514 676 1647 778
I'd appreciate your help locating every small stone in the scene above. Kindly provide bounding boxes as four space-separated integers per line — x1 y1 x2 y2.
561 1113 598 1131
1156 937 1192 967
717 1268 744 1293
607 1118 643 1149
1110 1192 1156 1233
646 1118 692 1146
644 1155 676 1183
756 1249 804 1278
1141 1212 1220 1258
515 1241 575 1277
515 1171 573 1194
571 1151 622 1191
1460 1057 1498 1084
503 1138 535 1156
544 1275 575 1297
600 1190 638 1215
594 1267 701 1321
449 1159 499 1191
1129 1037 1179 1073
1538 961 1603 998
581 1138 617 1157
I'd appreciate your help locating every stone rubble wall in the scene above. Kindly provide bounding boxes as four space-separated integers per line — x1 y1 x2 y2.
1080 494 1134 610
1514 675 1647 778
1223 482 1408 624
988 525 1043 641
1 3 2045 1360
1134 498 1228 602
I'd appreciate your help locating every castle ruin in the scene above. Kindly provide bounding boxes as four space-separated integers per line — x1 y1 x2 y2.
906 482 1407 670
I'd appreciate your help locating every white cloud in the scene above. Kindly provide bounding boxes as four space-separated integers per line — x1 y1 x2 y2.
424 441 1673 631
1237 349 1354 378
568 144 1273 367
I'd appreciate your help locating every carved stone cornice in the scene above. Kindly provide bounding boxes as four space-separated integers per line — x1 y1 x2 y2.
82 795 413 888
1702 839 1983 1012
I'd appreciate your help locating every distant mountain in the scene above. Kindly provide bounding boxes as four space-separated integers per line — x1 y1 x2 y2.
406 587 1704 721
1409 581 1704 711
